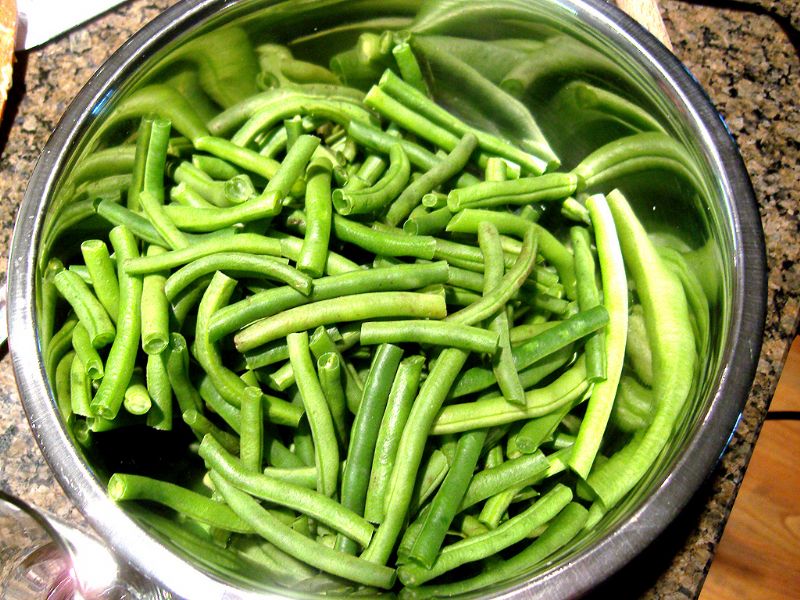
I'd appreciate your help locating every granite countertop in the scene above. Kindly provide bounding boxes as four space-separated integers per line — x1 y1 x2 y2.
0 0 797 597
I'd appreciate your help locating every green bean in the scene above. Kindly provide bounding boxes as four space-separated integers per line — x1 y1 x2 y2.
69 354 93 417
569 194 628 479
347 120 478 189
164 253 311 302
404 501 588 598
54 351 74 421
309 326 365 417
432 357 589 434
287 332 340 497
240 387 265 473
377 69 549 175
108 473 253 533
231 96 375 148
448 173 578 212
337 343 404 554
45 315 78 381
138 245 171 355
364 355 425 523
71 323 103 380
332 214 437 259
123 370 152 416
611 376 654 433
345 154 387 191
446 208 577 298
210 473 394 589
192 154 240 180
657 245 710 355
276 231 360 275
515 401 575 455
317 352 349 450
162 194 283 232
409 449 450 515
570 227 606 382
234 291 447 352
403 206 452 236
266 436 305 469
480 222 525 405
183 409 239 454
89 227 143 420
392 42 427 94
360 320 498 354
362 348 468 565
195 272 303 427
94 199 167 247
53 269 116 348
267 361 295 392
398 483 572 586
173 162 229 207
572 132 704 192
386 133 477 226
145 351 172 431
297 157 333 277
170 182 214 208
201 437 373 546
402 429 487 568
587 190 695 509
562 196 591 224
68 145 136 187
260 134 320 206
478 484 520 529
162 333 200 416
80 239 119 323
458 451 549 512
197 375 241 434
124 234 282 275
333 144 411 216
446 226 537 326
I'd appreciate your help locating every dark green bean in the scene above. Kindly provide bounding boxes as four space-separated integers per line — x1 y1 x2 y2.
402 429 487 568
337 344 404 554
362 348 468 565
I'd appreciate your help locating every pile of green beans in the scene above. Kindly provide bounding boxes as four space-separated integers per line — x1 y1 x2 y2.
42 7 707 595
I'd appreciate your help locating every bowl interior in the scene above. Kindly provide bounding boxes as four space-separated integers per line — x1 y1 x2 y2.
13 0 762 597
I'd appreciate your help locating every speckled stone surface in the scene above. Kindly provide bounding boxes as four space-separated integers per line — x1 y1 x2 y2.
0 0 796 597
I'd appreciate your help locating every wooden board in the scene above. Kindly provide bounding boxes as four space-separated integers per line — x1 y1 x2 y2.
615 0 673 50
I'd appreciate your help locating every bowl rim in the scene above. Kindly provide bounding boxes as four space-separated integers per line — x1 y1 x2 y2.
8 0 767 598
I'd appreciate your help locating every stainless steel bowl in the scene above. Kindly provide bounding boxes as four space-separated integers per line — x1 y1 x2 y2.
9 0 766 598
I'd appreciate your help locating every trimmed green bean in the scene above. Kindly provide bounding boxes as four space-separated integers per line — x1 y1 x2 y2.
71 323 103 380
234 291 447 352
392 42 427 94
402 429 487 568
364 355 425 523
288 332 339 497
201 436 373 546
386 133 477 226
297 157 333 277
123 370 152 416
54 269 115 348
211 473 395 589
397 484 572 586
337 343 404 554
80 239 119 323
333 144 411 216
458 451 549 512
124 234 282 275
90 227 142 420
360 320 498 354
317 352 349 450
240 387 265 473
447 173 578 212
164 252 311 301
431 358 589 434
569 194 628 479
480 221 525 405
140 245 170 355
70 354 93 417
569 226 606 382
145 351 172 431
362 348 468 565
108 473 252 533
